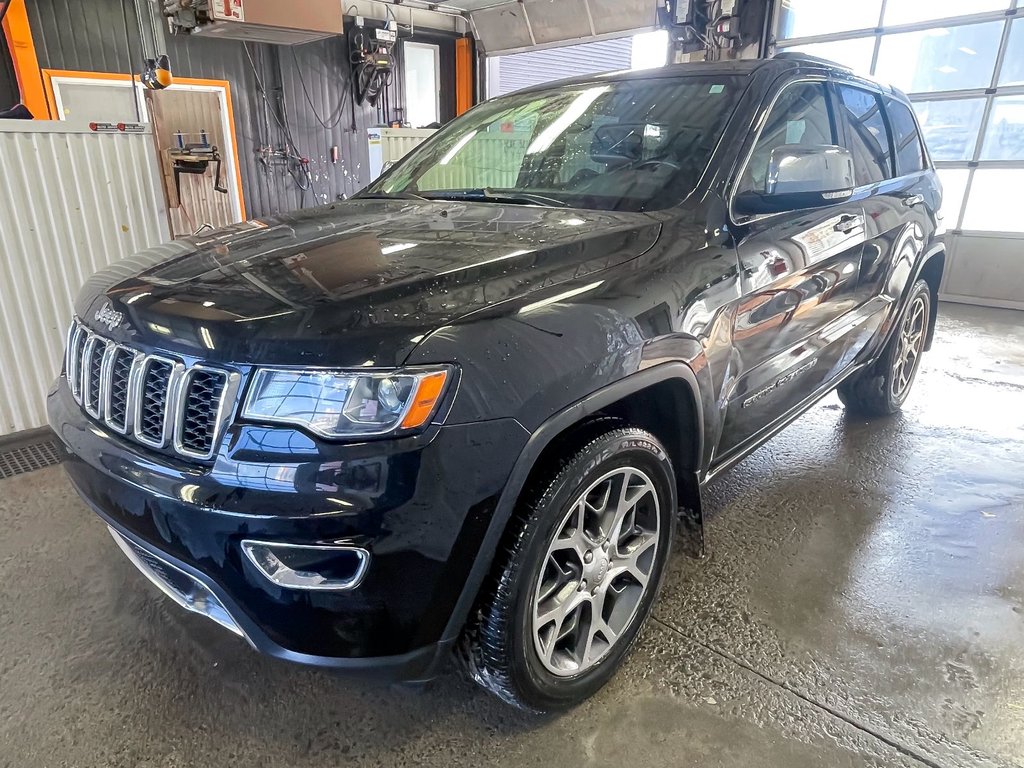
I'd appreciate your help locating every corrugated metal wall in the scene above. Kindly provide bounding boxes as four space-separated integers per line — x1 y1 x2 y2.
25 0 458 218
489 36 633 97
0 123 169 434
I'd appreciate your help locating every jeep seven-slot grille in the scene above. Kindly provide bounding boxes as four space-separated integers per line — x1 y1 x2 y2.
65 319 237 460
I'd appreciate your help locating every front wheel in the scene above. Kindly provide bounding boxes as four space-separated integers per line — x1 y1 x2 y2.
839 278 931 417
465 426 676 711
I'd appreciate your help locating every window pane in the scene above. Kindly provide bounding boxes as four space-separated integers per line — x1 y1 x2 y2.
778 0 883 39
883 0 1009 27
912 98 986 161
980 96 1024 161
739 83 835 194
886 99 926 173
936 168 969 230
404 44 440 128
962 170 1024 232
875 22 1003 94
783 38 875 76
999 19 1024 86
379 77 745 212
838 86 893 184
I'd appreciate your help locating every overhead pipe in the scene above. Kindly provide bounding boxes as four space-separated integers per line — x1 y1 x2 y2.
350 0 470 20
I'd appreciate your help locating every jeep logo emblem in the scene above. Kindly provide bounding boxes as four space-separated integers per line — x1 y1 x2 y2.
94 301 124 331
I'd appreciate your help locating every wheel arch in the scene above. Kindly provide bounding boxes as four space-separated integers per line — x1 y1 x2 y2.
442 362 706 647
918 245 945 350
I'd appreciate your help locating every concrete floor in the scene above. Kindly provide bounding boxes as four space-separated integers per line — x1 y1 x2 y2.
1 302 1022 768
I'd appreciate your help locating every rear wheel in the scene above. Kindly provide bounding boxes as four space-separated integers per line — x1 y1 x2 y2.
465 426 676 711
839 278 931 417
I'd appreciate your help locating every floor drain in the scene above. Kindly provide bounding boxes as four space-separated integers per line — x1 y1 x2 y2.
0 439 63 479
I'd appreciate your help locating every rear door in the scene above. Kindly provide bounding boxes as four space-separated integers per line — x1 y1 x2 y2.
832 83 932 363
716 77 869 460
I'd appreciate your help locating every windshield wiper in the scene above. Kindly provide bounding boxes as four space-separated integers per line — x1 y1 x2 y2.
420 189 569 208
355 191 430 201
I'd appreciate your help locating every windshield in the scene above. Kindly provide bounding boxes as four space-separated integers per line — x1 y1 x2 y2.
366 75 746 212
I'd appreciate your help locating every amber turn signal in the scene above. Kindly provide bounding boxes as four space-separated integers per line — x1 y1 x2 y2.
400 370 449 429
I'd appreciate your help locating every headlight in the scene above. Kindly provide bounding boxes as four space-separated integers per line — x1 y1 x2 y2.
242 367 452 438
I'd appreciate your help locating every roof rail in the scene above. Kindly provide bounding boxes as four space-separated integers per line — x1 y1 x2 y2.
772 51 854 71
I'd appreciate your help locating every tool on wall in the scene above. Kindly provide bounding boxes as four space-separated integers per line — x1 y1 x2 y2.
349 17 395 107
170 130 229 206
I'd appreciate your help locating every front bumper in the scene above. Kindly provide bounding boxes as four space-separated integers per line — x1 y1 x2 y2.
48 380 529 679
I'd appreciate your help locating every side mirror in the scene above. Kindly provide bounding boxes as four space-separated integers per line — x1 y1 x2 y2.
734 144 856 216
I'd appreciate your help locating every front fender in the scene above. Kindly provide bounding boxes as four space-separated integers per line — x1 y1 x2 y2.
434 361 707 647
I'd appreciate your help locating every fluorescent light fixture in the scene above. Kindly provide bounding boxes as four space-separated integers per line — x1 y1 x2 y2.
200 326 215 349
527 87 610 155
937 65 958 74
631 29 669 70
958 46 977 56
439 130 477 165
380 242 418 255
519 281 604 314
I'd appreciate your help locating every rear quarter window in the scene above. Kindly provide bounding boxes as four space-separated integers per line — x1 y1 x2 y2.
886 98 928 174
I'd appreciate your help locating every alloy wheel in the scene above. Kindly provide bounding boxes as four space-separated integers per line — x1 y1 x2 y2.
892 295 928 400
531 466 661 677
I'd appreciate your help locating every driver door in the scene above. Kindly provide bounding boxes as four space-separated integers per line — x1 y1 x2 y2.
716 79 868 460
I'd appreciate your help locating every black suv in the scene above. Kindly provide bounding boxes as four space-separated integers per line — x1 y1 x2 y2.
49 55 943 711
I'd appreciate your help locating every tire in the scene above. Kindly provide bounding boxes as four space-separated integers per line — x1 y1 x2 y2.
839 278 931 417
465 426 677 711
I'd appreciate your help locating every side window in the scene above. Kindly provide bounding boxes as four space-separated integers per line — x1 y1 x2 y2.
837 85 894 185
739 82 836 194
886 98 927 175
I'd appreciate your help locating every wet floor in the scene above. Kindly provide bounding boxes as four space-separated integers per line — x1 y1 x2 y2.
1 302 1022 768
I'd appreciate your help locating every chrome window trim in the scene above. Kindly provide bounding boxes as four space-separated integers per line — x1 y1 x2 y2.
173 366 241 461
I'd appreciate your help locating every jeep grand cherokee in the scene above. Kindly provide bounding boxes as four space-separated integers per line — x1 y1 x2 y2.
49 55 944 711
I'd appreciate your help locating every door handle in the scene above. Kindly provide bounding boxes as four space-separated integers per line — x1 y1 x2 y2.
901 194 925 208
833 214 863 234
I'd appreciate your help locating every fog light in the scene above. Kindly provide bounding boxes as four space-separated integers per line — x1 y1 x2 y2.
241 540 369 591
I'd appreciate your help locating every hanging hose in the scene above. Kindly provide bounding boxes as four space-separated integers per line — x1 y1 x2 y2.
120 0 143 123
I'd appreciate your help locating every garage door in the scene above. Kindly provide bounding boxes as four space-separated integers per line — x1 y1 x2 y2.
460 0 656 55
776 1 1024 310
487 36 633 97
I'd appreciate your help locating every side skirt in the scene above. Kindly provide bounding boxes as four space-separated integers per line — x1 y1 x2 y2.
701 360 869 486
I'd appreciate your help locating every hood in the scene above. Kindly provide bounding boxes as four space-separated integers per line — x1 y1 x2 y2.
76 199 661 367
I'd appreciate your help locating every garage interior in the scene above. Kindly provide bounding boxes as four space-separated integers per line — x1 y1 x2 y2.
1 0 1023 766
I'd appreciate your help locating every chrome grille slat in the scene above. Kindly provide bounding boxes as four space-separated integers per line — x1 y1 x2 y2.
82 335 108 419
64 319 235 460
103 346 140 434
